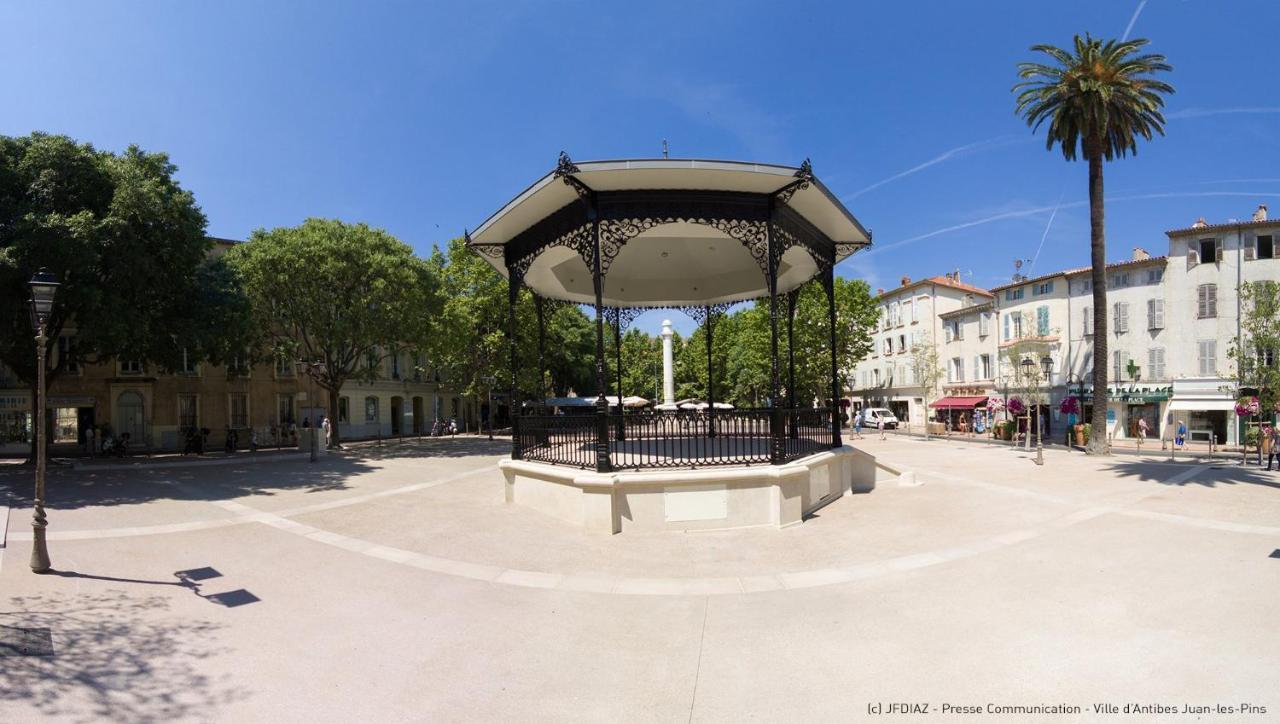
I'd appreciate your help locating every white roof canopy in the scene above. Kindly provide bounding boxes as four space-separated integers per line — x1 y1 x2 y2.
468 158 871 306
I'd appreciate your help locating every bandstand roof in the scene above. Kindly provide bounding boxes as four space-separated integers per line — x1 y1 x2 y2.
467 157 871 307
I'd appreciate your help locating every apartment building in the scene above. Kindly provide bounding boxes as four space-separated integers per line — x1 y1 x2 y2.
0 239 478 455
848 273 993 424
846 205 1278 446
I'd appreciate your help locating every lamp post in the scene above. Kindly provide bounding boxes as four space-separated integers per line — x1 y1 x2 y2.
297 358 324 463
28 268 59 573
481 375 496 440
1021 357 1044 466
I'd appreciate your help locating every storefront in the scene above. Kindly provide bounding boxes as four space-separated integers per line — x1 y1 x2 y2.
1 391 31 454
1167 378 1236 446
1072 384 1171 440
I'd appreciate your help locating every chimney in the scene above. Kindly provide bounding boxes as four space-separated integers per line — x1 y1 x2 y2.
1191 217 1208 229
877 288 884 296
1132 247 1150 261
1253 204 1268 222
900 275 911 286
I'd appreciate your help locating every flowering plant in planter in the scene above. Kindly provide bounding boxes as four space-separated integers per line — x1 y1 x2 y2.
1007 397 1026 416
986 397 1004 413
1059 396 1080 415
1235 396 1260 417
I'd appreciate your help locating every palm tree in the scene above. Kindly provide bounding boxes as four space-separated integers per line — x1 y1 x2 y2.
1014 35 1173 455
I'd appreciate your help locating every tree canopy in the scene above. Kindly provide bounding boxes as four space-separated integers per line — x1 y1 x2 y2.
0 132 244 386
226 218 440 443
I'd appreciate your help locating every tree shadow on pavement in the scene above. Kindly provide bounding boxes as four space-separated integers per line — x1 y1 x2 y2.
1103 460 1280 490
0 438 508 510
0 590 248 722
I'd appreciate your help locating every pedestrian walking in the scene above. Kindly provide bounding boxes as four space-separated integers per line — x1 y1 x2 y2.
1266 424 1278 471
1175 421 1186 449
878 417 886 441
86 426 96 457
250 428 259 452
852 410 864 439
1137 417 1149 440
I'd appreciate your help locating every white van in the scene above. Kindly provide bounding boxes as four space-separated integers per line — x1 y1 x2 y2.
860 408 899 429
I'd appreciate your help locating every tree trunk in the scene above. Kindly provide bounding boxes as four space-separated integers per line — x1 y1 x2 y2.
1086 149 1109 455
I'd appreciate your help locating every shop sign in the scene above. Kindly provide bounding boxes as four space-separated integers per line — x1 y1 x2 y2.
46 396 96 408
1073 385 1171 403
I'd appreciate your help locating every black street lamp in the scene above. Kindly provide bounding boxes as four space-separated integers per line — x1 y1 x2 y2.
28 268 59 573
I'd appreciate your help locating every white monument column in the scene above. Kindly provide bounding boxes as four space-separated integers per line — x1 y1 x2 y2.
660 319 676 406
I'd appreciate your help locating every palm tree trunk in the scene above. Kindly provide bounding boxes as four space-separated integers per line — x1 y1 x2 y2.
1086 149 1109 455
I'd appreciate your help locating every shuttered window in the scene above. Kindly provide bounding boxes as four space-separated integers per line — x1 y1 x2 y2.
1197 284 1217 318
1198 340 1216 376
1113 302 1129 334
1148 348 1166 380
1036 305 1049 336
1147 299 1164 330
1082 306 1092 336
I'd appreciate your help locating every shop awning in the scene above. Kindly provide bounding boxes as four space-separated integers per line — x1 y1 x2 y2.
1168 399 1236 412
929 396 988 410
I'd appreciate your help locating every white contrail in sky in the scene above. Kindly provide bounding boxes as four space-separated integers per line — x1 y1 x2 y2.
846 136 1019 199
1029 192 1065 274
1122 0 1148 41
871 190 1280 255
1168 107 1280 119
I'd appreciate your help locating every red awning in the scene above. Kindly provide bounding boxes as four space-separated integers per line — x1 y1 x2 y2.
929 396 988 410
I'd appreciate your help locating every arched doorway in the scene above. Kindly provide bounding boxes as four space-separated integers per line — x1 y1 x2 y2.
117 392 145 444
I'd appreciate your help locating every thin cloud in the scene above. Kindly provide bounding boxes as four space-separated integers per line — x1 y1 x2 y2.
1196 178 1280 185
845 136 1021 200
873 190 1280 255
1122 0 1147 41
1168 107 1280 119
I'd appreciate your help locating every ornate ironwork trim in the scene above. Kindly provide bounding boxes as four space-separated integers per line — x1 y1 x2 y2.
553 151 592 200
774 158 814 204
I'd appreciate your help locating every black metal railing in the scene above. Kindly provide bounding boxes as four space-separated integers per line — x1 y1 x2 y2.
612 409 772 469
782 406 829 463
516 407 836 470
517 413 597 468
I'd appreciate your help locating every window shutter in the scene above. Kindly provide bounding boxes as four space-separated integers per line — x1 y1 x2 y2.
1215 239 1223 264
1083 306 1092 336
1245 240 1256 261
1208 285 1217 317
1003 313 1010 340
1187 247 1198 268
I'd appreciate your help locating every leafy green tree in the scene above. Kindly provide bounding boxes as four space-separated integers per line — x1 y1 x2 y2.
226 219 439 446
909 331 944 439
430 237 595 407
1228 281 1280 462
0 132 239 456
1014 35 1174 454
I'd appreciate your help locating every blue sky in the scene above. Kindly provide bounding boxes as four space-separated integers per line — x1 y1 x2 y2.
4 1 1279 335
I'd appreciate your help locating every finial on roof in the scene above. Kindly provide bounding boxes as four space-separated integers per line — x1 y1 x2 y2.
1191 216 1207 228
795 158 813 180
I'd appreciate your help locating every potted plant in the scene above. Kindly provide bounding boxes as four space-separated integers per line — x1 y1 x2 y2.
1081 423 1092 446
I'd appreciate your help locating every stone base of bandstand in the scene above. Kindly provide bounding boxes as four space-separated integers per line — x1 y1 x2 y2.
499 445 879 534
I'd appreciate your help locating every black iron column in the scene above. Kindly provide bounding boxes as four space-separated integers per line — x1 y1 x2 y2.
507 271 522 460
705 305 717 438
767 205 784 464
589 199 612 473
824 264 842 448
613 309 625 442
786 288 799 440
535 295 547 401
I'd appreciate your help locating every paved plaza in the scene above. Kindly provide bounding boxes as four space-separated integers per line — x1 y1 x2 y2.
1 436 1278 722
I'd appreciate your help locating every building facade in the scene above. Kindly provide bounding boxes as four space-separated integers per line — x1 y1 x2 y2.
0 239 479 456
848 273 993 426
844 206 1279 447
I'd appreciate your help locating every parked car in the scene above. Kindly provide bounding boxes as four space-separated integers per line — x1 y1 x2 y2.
861 408 899 429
